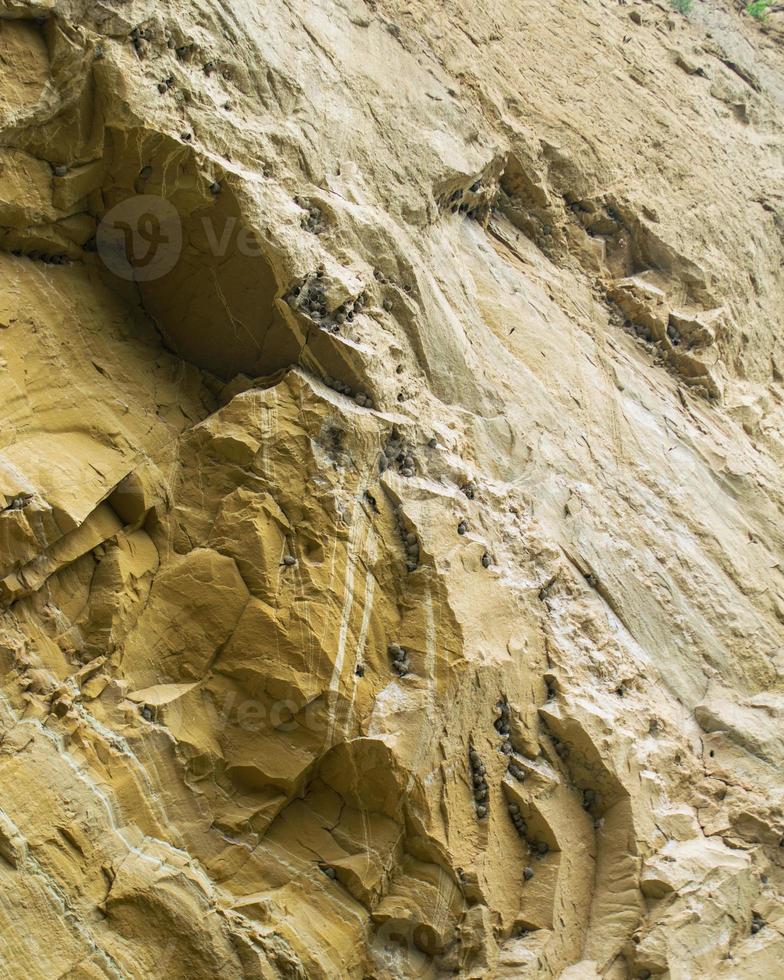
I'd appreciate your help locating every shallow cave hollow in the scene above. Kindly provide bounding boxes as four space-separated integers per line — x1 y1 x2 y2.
96 127 300 381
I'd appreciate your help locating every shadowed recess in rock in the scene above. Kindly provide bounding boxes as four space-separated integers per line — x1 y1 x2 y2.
96 128 299 379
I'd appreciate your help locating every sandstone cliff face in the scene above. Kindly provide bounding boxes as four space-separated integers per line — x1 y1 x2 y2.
1 0 783 977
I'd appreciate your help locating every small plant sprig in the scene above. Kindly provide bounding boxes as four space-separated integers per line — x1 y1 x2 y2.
747 0 773 19
670 0 693 14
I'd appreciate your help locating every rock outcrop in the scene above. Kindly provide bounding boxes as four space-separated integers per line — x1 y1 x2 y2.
1 1 783 977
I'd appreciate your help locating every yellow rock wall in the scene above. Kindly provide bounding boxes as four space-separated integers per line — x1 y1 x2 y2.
1 1 783 977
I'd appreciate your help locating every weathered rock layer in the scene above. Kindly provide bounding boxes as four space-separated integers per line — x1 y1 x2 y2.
1 1 783 977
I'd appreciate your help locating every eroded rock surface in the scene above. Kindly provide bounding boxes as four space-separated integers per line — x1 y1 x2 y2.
1 1 783 977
